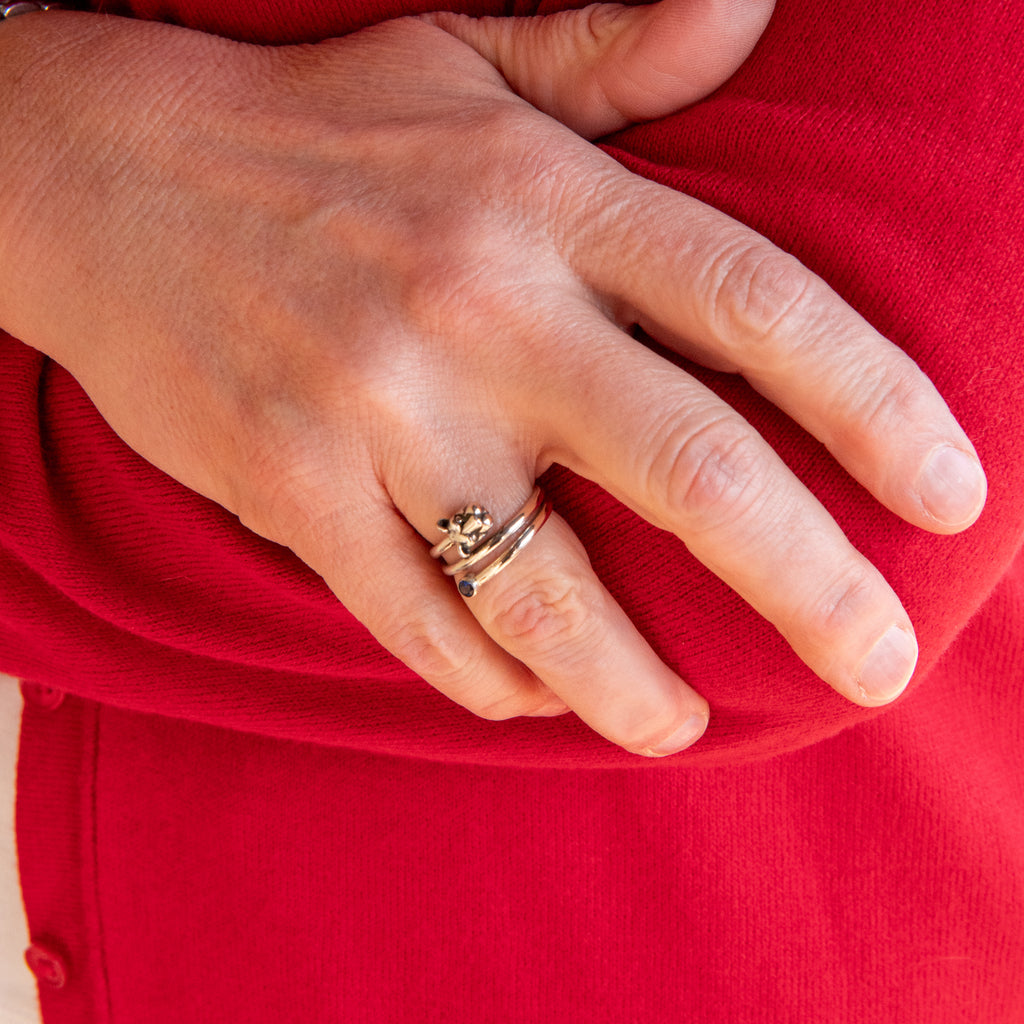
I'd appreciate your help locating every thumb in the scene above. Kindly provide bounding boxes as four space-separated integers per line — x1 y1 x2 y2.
422 0 775 139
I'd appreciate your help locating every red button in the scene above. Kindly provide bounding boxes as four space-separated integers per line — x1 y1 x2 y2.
19 681 65 711
24 941 68 989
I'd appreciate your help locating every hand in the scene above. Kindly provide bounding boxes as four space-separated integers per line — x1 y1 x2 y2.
0 5 985 757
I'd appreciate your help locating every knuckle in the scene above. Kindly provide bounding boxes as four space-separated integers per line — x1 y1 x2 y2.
799 561 883 651
395 221 538 346
845 354 932 443
400 245 497 339
387 616 476 690
232 447 330 547
709 242 819 351
385 613 549 722
487 570 594 664
651 415 771 534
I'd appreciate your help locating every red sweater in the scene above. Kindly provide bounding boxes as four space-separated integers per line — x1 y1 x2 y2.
4 0 1023 1019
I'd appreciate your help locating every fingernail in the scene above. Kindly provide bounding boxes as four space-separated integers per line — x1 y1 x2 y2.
857 625 918 703
640 713 709 757
917 445 986 527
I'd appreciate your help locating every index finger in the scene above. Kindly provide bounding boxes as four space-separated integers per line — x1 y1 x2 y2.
576 179 987 534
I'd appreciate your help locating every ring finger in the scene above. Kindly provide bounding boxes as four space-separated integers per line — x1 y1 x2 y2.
409 480 711 757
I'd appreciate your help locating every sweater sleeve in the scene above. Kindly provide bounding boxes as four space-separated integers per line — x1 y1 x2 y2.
1 0 1022 769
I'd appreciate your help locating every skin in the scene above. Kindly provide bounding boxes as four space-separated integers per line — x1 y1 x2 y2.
0 3 986 757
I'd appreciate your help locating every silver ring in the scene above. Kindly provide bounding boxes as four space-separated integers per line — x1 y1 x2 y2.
432 486 552 597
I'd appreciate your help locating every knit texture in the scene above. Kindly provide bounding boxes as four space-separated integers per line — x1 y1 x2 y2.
5 0 1024 1019
3 0 1023 767
16 567 1024 1021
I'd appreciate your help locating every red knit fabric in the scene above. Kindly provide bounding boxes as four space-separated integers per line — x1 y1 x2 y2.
6 0 1024 1019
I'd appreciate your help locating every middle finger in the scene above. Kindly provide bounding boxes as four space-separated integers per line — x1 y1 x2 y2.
533 309 919 706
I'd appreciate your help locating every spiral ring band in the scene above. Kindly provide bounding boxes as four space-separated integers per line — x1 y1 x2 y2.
432 486 553 597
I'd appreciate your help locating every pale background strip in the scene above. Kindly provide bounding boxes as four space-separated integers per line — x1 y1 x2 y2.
0 675 42 1024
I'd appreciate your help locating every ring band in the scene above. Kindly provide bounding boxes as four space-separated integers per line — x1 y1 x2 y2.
432 486 552 597
0 2 71 18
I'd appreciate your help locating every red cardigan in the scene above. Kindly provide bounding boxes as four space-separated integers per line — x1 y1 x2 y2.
4 0 1023 1019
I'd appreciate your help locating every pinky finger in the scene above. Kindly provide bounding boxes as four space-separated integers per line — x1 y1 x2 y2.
292 499 568 720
